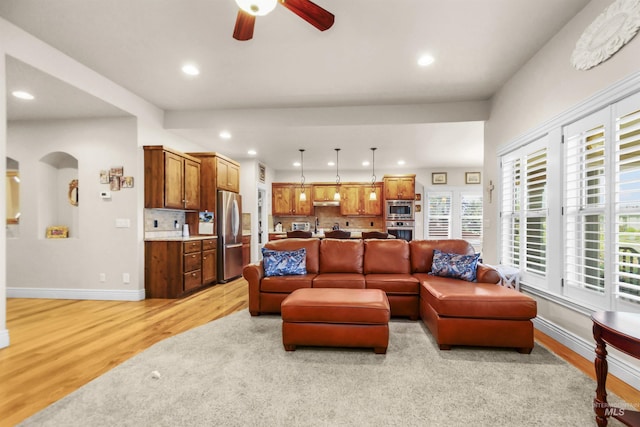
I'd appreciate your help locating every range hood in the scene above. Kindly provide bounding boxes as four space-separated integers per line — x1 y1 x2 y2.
313 200 340 207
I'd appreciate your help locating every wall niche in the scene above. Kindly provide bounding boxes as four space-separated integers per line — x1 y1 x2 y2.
39 152 79 238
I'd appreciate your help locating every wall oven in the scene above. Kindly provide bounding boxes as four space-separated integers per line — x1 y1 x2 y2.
386 200 414 220
386 220 414 242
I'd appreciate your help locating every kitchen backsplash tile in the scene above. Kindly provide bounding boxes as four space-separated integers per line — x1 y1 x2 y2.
273 206 384 232
144 209 186 233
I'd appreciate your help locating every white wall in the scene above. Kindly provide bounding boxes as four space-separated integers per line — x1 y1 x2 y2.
6 117 142 299
484 0 640 384
239 158 275 262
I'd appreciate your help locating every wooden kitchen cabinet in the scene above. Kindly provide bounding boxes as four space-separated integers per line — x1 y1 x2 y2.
242 235 251 266
216 156 240 193
145 238 217 298
383 175 415 200
144 146 201 210
187 153 241 216
312 184 340 202
340 184 382 216
272 184 313 216
201 238 217 285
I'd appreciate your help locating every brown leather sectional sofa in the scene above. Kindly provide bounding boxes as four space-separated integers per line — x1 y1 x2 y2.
243 238 537 352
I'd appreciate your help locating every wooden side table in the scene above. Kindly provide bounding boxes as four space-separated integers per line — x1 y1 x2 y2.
591 311 640 426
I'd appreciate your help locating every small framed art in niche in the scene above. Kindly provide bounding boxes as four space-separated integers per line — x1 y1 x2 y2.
46 226 68 239
432 172 447 185
465 172 481 184
259 163 266 183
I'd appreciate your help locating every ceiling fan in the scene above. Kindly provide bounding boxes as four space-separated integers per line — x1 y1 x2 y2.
233 0 335 41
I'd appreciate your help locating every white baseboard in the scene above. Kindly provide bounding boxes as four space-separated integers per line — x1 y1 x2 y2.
0 329 9 349
534 316 640 391
7 287 145 301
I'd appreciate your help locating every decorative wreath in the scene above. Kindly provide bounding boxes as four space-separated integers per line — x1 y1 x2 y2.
571 0 640 71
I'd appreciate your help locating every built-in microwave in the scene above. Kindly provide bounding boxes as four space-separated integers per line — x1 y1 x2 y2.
386 200 414 220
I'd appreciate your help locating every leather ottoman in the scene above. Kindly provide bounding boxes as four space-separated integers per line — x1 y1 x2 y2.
420 276 537 353
281 288 390 354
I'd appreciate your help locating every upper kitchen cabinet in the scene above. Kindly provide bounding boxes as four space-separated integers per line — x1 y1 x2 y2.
312 184 340 204
187 153 240 214
383 175 415 200
272 183 313 216
144 146 201 210
340 184 382 216
216 156 240 193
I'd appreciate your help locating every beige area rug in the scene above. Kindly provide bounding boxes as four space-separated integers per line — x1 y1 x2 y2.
19 310 626 426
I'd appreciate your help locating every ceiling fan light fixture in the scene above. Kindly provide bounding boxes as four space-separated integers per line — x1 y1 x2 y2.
235 0 277 16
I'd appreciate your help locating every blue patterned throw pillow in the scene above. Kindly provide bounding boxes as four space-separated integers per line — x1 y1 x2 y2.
430 249 480 282
262 248 307 277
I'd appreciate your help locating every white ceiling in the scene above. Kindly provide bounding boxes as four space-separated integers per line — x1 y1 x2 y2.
0 0 591 172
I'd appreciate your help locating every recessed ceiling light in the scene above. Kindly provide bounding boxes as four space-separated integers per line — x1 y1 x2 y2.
12 90 34 100
182 64 200 76
293 162 301 167
328 161 335 166
219 131 232 139
248 149 257 155
362 161 370 167
417 54 435 67
398 160 406 165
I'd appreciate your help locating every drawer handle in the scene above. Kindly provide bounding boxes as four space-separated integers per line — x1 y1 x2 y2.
192 273 197 277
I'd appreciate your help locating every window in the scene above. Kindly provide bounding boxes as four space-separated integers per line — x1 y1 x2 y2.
563 111 607 304
461 193 483 250
427 190 483 252
500 137 548 286
614 99 640 304
427 192 451 239
501 156 521 267
498 80 640 313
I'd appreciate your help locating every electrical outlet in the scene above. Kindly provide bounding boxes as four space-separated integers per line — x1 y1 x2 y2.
122 273 130 284
99 273 106 282
153 219 158 228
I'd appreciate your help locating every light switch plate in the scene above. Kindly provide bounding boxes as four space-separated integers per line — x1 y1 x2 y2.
115 218 130 228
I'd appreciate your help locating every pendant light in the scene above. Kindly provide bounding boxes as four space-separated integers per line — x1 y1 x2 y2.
369 147 377 201
299 149 307 202
334 148 341 201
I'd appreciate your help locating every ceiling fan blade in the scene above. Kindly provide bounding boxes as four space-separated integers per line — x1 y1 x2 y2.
279 0 335 32
233 10 255 41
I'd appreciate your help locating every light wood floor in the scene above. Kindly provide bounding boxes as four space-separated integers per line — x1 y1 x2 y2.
1 279 639 426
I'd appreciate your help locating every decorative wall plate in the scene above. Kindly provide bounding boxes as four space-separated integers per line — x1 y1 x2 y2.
571 0 640 71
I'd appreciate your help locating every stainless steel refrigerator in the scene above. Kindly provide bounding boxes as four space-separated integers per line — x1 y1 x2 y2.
217 190 243 283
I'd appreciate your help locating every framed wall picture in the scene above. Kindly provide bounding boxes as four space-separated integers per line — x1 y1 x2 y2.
121 176 134 188
465 172 481 184
46 226 68 239
259 163 266 183
432 172 447 185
